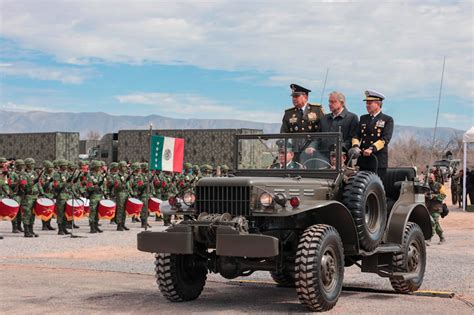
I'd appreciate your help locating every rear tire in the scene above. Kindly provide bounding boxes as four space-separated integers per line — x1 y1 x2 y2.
342 171 387 251
295 224 344 312
390 222 426 293
155 253 207 302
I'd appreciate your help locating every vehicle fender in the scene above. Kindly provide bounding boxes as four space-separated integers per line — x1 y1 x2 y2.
384 202 432 244
297 201 359 255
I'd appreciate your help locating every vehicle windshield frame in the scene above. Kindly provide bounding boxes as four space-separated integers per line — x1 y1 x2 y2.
234 132 343 179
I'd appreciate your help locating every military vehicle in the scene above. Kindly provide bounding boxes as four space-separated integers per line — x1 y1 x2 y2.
137 132 432 312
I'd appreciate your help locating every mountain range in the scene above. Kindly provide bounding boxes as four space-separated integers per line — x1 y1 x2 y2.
0 110 465 143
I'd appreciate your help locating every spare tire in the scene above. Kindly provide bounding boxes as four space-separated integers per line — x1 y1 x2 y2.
342 171 387 251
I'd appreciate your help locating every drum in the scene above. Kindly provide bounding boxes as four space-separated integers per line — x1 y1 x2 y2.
80 197 91 217
148 197 162 214
98 199 116 220
0 198 20 221
125 197 143 218
65 199 85 221
158 200 173 215
34 198 55 221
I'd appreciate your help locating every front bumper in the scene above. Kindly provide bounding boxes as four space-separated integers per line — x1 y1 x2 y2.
137 225 279 258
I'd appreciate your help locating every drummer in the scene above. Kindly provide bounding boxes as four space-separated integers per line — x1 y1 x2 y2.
51 159 73 235
139 162 154 229
40 160 56 231
10 160 26 234
85 160 107 233
20 158 43 237
0 157 12 239
112 161 131 231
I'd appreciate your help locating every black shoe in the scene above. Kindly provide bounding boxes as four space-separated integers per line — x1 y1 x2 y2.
12 221 19 233
97 223 102 227
123 225 130 231
42 221 48 231
17 222 24 233
30 224 39 237
95 222 103 233
24 225 34 238
73 223 80 229
117 224 124 231
110 219 116 225
46 221 56 231
90 224 97 234
58 227 65 235
0 235 3 239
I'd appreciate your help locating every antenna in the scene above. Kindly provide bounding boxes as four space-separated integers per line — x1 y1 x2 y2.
320 68 330 104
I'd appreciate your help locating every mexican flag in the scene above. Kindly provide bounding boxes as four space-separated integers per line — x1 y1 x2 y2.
150 135 184 172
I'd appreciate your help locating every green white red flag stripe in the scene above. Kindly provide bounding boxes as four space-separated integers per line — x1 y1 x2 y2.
150 135 184 172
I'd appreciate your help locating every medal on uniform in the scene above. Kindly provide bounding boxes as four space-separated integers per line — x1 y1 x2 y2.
289 115 297 124
295 126 299 131
376 120 385 128
308 112 317 121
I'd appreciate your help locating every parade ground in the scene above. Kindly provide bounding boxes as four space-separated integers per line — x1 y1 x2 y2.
1 194 473 314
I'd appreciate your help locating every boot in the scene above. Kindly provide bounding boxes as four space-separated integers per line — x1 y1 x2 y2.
30 224 39 237
73 222 80 229
123 224 130 231
46 220 56 231
116 223 124 231
439 236 446 244
58 224 65 235
95 222 103 233
17 221 24 232
24 225 33 238
62 223 71 235
12 221 20 233
42 221 48 231
89 222 97 234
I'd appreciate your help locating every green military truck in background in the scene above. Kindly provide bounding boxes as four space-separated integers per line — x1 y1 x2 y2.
137 132 432 312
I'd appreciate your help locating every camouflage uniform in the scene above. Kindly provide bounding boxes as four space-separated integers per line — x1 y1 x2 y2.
106 162 119 224
201 164 213 177
20 158 43 237
85 160 107 233
51 160 73 235
40 160 56 231
138 162 154 228
111 161 130 231
10 160 26 234
425 178 446 243
159 171 178 226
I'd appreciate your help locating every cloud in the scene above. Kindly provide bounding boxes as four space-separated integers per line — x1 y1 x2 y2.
440 113 473 124
0 101 54 112
0 1 472 98
0 62 95 84
115 92 280 122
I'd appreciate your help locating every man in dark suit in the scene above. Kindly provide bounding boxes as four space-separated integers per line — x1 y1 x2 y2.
349 90 394 181
319 91 359 151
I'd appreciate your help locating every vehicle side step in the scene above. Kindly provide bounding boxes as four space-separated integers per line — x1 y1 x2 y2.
360 243 401 256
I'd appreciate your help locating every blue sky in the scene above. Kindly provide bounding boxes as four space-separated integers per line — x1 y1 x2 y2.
0 0 473 130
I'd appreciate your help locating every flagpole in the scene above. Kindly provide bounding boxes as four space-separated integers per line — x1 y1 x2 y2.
145 123 152 231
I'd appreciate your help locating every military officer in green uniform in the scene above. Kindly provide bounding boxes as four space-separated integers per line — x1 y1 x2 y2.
159 171 178 226
280 84 325 166
220 165 230 177
280 84 324 134
270 147 303 169
10 160 26 234
106 162 119 224
425 173 446 244
0 157 12 239
138 162 153 228
112 161 131 231
85 160 107 233
201 164 213 177
40 160 56 231
19 158 43 237
51 159 73 235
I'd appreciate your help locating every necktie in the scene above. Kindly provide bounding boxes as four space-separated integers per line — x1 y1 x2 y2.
299 108 304 116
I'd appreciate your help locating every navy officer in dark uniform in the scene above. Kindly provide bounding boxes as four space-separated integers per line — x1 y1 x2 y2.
349 90 394 181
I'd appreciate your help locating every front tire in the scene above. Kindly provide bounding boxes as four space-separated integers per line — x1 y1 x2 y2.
295 224 344 312
390 222 426 293
155 253 207 302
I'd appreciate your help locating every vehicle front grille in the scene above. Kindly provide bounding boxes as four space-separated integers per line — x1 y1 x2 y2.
195 186 251 217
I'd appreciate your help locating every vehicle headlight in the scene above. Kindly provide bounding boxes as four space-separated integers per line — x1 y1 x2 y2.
259 192 273 207
183 192 196 206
